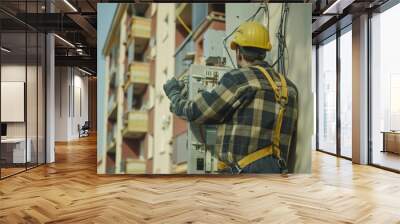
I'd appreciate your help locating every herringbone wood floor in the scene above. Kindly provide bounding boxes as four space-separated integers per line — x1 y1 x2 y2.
1 134 400 224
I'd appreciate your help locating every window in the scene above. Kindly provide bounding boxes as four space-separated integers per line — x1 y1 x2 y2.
0 1 46 179
316 25 353 159
339 28 352 158
390 74 400 130
370 3 400 171
317 36 337 154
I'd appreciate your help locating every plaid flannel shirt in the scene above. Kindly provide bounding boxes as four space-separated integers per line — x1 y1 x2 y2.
172 61 298 169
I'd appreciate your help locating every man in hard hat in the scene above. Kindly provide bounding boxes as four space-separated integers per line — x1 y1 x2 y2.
164 21 298 174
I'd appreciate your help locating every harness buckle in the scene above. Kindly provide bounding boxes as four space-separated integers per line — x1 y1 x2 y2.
230 162 242 174
277 158 289 175
279 96 288 107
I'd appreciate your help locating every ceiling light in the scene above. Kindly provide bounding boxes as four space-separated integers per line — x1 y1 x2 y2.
323 0 343 14
1 47 11 53
78 67 93 76
63 0 78 12
54 34 75 48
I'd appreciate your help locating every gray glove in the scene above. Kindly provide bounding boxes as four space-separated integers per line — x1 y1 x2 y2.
163 77 184 100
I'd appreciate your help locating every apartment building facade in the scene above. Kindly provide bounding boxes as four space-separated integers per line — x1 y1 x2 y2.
98 3 231 174
100 4 154 174
99 3 178 174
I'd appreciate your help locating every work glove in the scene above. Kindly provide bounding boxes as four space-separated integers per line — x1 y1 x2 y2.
163 77 184 100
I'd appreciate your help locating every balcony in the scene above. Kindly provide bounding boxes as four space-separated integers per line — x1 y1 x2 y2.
125 158 146 173
124 62 150 95
122 111 148 139
129 16 151 39
129 62 150 84
175 3 192 34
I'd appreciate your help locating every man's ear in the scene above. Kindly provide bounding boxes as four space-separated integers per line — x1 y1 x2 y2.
236 49 242 60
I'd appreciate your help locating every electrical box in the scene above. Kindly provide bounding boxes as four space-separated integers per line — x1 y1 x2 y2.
186 64 231 174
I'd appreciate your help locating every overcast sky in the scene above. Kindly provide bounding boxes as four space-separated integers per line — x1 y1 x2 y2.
97 3 117 78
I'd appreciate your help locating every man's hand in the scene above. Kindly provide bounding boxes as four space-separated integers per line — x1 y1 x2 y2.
163 77 183 100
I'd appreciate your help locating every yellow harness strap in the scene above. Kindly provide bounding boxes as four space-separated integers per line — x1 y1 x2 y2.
218 66 288 173
254 66 288 158
218 145 274 170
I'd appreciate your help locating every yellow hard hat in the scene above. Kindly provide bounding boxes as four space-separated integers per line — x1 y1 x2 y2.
230 21 272 51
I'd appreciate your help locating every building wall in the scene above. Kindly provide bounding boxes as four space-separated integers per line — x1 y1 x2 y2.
100 4 155 174
153 3 176 174
54 67 89 141
225 3 312 173
1 64 46 164
1 65 34 137
115 10 126 174
54 67 69 141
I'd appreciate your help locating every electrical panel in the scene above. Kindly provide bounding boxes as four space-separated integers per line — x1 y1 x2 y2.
186 64 231 174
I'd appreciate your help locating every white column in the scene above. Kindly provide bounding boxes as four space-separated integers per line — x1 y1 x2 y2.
46 32 55 163
352 14 369 164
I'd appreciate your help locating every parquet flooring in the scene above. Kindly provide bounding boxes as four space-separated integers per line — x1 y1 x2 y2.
0 167 26 178
1 134 400 223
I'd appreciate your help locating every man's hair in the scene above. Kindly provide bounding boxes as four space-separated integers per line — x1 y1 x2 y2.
238 46 266 62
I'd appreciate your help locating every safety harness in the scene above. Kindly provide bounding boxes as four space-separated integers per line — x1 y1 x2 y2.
217 65 289 174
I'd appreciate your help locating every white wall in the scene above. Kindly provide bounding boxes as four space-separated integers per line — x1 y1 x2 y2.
1 65 27 139
226 3 312 173
54 67 89 141
1 65 37 137
153 4 176 174
1 64 46 164
1 65 26 133
55 67 69 141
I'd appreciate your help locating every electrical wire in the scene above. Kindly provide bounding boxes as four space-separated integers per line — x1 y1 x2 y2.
223 2 290 76
272 3 289 76
223 3 270 69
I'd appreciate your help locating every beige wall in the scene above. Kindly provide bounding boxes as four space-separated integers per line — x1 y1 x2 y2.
1 64 46 163
152 3 176 174
1 65 43 139
54 67 89 141
226 3 313 173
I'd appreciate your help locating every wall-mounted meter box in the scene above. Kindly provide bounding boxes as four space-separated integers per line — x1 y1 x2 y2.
186 64 231 174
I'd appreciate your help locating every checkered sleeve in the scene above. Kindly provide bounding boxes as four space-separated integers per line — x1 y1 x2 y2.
171 72 248 124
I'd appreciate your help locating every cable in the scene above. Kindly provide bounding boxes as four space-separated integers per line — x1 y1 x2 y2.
272 2 289 76
222 2 290 76
223 3 270 69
